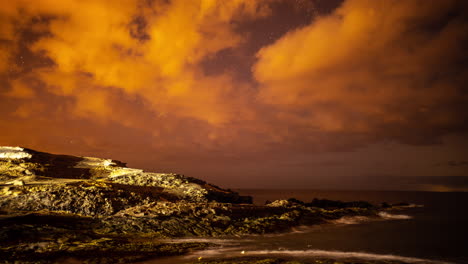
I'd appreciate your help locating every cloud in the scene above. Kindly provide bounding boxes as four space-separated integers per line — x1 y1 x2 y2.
4 78 35 99
1 0 269 126
254 0 468 146
0 8 18 74
1 0 468 186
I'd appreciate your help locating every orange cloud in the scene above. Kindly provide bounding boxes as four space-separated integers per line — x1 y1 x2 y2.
1 0 467 161
2 0 269 126
0 46 11 74
254 0 468 141
4 78 35 99
0 7 18 74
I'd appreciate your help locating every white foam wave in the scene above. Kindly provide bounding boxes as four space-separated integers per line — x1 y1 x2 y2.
289 225 310 233
331 215 370 225
378 211 412 220
183 247 241 259
161 238 245 244
188 248 452 264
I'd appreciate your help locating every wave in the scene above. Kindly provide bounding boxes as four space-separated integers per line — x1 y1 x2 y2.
161 238 246 245
266 225 313 236
394 203 425 208
330 215 370 225
242 212 412 238
187 248 452 264
330 212 412 225
378 211 412 220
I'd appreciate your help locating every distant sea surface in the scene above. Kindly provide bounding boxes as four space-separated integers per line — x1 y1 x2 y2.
150 190 468 264
234 189 468 264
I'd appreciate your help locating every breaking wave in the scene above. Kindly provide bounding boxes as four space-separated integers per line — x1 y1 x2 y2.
378 211 412 220
330 215 370 225
161 238 245 245
186 248 452 264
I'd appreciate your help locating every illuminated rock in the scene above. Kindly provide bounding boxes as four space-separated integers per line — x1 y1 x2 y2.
0 147 32 159
0 146 380 264
0 146 251 211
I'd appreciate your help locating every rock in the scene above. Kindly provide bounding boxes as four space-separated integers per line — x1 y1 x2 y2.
381 202 391 208
0 146 32 159
391 202 410 207
0 146 381 263
266 200 291 207
0 146 251 204
6 180 24 186
287 197 305 205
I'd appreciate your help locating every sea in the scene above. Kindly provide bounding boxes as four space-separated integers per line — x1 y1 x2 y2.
145 190 468 264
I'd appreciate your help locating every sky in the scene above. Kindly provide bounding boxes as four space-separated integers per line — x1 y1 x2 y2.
1 0 468 191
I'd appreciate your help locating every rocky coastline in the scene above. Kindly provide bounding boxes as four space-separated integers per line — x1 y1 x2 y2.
1 147 406 264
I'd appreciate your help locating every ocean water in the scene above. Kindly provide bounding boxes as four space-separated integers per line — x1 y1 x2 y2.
147 190 468 264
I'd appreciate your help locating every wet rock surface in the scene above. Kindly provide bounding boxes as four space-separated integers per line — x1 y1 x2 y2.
0 147 392 263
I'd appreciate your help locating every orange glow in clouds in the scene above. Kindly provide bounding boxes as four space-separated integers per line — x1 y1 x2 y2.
1 0 467 188
2 0 268 125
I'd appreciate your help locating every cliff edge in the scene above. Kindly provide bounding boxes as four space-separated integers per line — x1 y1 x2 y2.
0 146 380 264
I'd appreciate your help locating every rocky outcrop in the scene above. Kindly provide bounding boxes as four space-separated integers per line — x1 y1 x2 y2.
0 146 251 209
0 146 380 263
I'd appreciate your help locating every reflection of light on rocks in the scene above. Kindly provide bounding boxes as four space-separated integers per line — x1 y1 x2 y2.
75 157 116 168
0 146 388 263
102 160 114 167
0 147 32 159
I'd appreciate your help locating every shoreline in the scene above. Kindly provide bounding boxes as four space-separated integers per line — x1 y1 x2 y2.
0 147 416 264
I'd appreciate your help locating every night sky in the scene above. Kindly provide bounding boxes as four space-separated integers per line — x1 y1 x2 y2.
1 0 468 191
